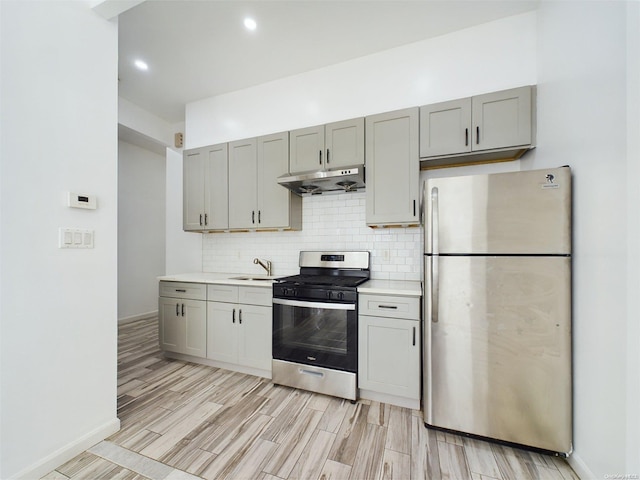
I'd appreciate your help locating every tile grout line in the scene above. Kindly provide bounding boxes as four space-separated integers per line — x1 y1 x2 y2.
88 440 201 480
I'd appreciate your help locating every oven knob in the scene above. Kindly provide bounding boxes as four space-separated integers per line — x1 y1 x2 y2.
282 287 289 296
337 292 344 300
326 291 333 299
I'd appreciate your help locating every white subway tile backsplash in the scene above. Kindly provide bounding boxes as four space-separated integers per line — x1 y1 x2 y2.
201 192 423 280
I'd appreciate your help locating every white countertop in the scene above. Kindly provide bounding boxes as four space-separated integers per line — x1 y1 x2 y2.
158 272 276 288
358 279 422 297
159 273 422 296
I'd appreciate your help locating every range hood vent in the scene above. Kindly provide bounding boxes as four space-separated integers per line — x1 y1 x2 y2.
277 166 365 196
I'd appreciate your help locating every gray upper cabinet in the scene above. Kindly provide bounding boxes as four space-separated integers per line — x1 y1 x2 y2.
366 107 420 227
420 86 536 166
420 98 472 157
229 132 302 230
289 125 325 174
228 138 258 229
472 86 533 151
258 132 301 230
289 117 364 174
183 143 228 231
325 118 365 169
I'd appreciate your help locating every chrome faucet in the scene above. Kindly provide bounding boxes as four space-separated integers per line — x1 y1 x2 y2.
253 258 272 276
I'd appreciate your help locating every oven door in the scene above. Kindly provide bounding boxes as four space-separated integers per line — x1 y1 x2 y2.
272 297 357 373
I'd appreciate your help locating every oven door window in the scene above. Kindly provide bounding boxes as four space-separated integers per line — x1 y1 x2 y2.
273 298 357 372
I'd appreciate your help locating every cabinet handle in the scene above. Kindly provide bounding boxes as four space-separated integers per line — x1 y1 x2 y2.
465 128 469 146
232 309 236 323
181 303 185 317
319 150 322 165
175 289 186 293
413 199 416 217
326 148 330 164
378 305 398 309
412 326 416 346
252 211 255 224
199 214 203 226
476 126 480 145
204 213 208 226
176 303 180 316
258 210 261 224
239 309 242 324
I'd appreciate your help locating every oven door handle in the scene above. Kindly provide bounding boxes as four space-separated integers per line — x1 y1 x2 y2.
273 298 356 311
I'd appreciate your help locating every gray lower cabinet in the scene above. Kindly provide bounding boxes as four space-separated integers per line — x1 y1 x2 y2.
365 107 420 227
206 285 272 374
229 132 301 230
183 143 228 231
289 117 364 174
158 282 207 357
420 86 535 164
358 293 421 406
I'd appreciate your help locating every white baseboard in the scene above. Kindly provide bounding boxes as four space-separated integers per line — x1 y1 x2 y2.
12 417 121 480
567 451 596 479
118 310 158 324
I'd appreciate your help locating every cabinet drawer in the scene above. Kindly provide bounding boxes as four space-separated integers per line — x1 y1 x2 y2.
238 286 272 307
359 294 420 320
207 284 239 303
159 281 206 301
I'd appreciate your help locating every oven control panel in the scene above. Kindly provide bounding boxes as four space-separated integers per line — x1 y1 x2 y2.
273 284 357 303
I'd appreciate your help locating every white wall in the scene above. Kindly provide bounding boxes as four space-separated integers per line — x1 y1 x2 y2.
118 140 166 321
186 12 536 148
187 12 537 281
184 4 640 477
626 3 640 473
0 1 119 478
534 2 638 477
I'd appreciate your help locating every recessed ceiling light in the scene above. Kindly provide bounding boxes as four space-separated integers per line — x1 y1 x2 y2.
134 59 149 71
244 17 257 31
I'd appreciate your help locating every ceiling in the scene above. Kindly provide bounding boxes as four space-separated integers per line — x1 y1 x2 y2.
118 0 538 124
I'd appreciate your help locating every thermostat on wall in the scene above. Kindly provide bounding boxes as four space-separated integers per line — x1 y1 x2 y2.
67 192 97 210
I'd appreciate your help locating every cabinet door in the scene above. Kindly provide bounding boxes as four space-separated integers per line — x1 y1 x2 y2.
289 125 325 174
325 117 364 169
472 86 532 151
183 148 206 231
358 315 420 399
207 301 238 364
159 297 183 353
228 138 258 229
420 98 472 157
365 108 420 226
183 299 207 357
237 304 272 371
257 132 290 229
204 143 229 230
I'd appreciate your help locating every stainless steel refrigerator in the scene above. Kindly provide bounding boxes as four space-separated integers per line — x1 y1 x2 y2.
423 166 572 455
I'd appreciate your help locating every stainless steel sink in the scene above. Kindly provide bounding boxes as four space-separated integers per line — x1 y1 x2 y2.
229 275 275 281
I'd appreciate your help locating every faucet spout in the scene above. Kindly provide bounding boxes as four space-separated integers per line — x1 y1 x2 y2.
253 258 272 276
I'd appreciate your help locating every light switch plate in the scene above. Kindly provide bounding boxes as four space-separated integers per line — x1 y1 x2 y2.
59 228 94 248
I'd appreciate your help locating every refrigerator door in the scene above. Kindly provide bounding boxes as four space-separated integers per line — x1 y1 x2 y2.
423 255 572 454
425 167 571 255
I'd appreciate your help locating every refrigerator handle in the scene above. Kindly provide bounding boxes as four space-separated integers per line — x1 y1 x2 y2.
431 187 439 323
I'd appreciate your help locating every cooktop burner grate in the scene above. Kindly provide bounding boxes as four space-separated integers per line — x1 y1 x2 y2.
275 274 369 288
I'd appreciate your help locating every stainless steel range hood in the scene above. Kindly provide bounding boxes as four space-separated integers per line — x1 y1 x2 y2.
277 166 365 196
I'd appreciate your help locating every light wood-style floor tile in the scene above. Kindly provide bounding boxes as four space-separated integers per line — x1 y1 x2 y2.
41 317 580 480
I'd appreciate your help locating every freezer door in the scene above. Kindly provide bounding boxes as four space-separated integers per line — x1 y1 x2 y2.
423 255 572 454
424 167 571 255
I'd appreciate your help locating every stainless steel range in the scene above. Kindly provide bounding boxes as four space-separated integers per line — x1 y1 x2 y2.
272 251 370 400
